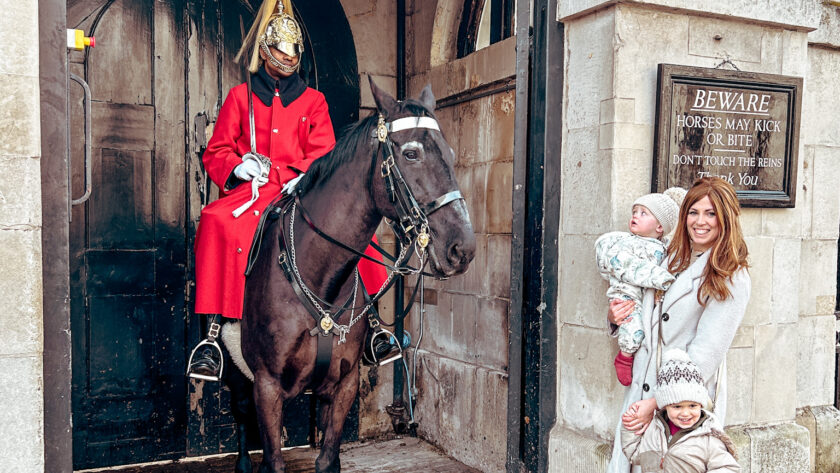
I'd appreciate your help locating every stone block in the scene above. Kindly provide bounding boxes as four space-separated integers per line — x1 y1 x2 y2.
0 155 41 226
808 3 840 48
811 146 840 239
562 134 612 235
360 74 397 109
488 90 516 160
610 149 653 228
565 9 615 130
413 354 442 442
487 234 511 299
762 206 806 239
558 0 821 31
358 364 395 439
599 98 635 124
688 16 762 63
558 324 624 437
612 8 689 105
0 75 40 157
743 236 773 326
413 290 452 358
752 324 797 423
731 325 754 348
559 234 607 328
457 101 481 166
455 232 488 295
739 208 762 237
547 426 612 473
725 347 753 426
347 1 395 76
450 293 479 362
725 426 752 473
796 316 835 407
474 297 509 372
746 422 810 473
416 357 506 472
598 122 651 151
770 238 800 324
0 1 37 77
485 161 513 234
457 164 486 235
0 229 42 357
804 48 840 146
0 355 44 472
796 146 814 238
794 407 817 473
810 405 840 473
798 239 837 316
780 30 809 76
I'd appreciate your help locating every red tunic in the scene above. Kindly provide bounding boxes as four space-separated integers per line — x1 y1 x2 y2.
194 82 387 319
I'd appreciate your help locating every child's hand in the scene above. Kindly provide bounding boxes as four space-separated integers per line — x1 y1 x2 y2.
608 299 635 325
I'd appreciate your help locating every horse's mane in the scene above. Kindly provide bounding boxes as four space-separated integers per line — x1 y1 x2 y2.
296 99 435 195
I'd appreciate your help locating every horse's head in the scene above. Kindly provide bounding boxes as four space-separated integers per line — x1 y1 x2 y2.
368 77 475 277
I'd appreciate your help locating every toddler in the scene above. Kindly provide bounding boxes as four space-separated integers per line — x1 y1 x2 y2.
595 187 685 385
620 349 740 472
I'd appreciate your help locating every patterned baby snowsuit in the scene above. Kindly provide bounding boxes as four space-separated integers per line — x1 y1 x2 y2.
595 231 675 354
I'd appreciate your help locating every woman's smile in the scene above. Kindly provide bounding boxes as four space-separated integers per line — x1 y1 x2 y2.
686 196 719 252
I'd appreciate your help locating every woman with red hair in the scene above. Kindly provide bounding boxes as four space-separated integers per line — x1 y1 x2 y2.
606 177 751 473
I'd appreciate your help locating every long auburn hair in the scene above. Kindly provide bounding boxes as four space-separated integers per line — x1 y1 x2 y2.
667 177 749 304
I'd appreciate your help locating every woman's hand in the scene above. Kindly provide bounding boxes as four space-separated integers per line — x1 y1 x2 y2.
608 299 635 326
621 398 657 435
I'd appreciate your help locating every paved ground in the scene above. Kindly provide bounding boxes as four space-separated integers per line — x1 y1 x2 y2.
77 437 481 473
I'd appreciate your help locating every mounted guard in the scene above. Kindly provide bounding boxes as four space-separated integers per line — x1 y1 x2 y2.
187 0 387 381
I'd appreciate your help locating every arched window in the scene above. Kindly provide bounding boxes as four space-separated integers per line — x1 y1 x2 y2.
457 0 515 58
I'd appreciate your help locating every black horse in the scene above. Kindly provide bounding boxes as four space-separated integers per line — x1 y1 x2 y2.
221 77 475 473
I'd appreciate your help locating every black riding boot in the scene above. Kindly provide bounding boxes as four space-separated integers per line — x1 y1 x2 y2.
187 315 224 381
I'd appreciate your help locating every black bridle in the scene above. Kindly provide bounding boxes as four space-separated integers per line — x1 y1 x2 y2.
375 114 464 248
268 111 464 388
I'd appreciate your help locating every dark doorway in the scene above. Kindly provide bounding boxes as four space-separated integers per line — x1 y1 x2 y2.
66 0 359 469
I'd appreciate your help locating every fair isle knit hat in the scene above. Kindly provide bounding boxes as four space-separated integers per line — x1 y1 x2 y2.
633 187 687 236
654 349 711 409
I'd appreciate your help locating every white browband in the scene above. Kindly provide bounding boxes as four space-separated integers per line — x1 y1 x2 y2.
387 116 440 133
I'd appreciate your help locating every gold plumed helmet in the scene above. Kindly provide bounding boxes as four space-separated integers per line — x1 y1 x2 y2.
236 0 304 74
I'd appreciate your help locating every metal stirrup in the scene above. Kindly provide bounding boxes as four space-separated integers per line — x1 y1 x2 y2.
187 321 225 382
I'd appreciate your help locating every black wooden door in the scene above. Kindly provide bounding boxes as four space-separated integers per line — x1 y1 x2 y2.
68 0 361 469
68 0 191 468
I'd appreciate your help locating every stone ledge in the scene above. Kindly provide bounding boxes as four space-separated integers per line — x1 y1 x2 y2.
796 405 840 473
726 421 811 473
547 426 611 473
558 0 821 32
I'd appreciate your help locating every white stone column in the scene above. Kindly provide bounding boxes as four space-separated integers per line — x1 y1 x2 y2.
0 0 45 471
550 1 839 472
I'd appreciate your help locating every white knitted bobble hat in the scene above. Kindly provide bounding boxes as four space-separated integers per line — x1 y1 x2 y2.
654 349 711 409
633 187 687 236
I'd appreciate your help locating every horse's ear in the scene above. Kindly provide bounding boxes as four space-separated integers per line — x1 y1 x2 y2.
418 84 436 111
368 76 398 118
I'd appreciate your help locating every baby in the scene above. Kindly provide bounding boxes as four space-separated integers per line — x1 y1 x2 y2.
595 187 685 385
620 349 740 472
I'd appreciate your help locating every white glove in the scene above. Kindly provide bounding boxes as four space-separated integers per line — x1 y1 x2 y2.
282 173 305 195
233 159 262 181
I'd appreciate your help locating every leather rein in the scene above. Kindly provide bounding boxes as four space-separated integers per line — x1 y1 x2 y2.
274 113 464 338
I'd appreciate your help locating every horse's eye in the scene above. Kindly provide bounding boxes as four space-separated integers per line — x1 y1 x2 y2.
403 149 419 162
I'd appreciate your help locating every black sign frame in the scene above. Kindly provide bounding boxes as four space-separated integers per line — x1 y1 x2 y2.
653 64 802 208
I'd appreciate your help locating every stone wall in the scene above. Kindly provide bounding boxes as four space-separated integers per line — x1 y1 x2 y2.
550 1 839 472
0 0 45 471
397 1 514 472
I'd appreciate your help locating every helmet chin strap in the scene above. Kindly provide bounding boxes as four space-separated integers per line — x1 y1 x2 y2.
260 42 301 74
